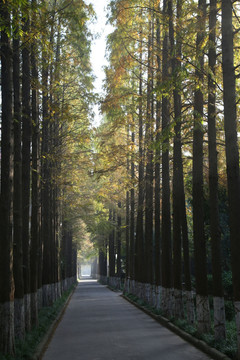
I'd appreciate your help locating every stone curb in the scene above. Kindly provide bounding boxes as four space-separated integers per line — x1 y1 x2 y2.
122 294 231 360
33 283 78 360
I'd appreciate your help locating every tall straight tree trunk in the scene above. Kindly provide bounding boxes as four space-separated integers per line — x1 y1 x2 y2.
155 11 161 309
145 9 154 302
169 0 184 320
125 191 130 290
155 11 161 308
193 0 211 334
66 228 73 285
99 238 107 284
161 0 172 317
13 8 25 340
41 0 57 306
0 1 15 354
177 1 194 320
135 20 144 288
22 0 32 331
53 185 60 299
72 243 77 283
181 191 195 323
30 0 40 327
41 37 51 306
176 2 193 317
150 10 155 300
113 210 116 277
49 72 56 302
125 146 130 291
104 240 108 282
208 0 225 340
53 20 62 300
69 232 73 282
109 209 115 283
117 202 122 288
99 248 104 281
48 13 60 300
130 130 135 283
61 220 68 290
222 0 240 356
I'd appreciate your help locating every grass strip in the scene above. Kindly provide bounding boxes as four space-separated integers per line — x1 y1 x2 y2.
123 292 237 360
0 284 77 360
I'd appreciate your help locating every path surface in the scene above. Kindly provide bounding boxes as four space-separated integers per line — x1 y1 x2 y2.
43 280 212 360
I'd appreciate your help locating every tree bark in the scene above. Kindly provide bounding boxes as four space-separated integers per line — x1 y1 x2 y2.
222 0 240 355
41 36 52 305
13 7 25 340
22 0 32 331
145 9 154 297
193 0 211 333
161 0 172 317
155 10 161 295
117 202 122 287
125 174 130 290
109 209 115 280
0 1 15 354
181 197 195 324
208 0 225 340
30 0 40 327
130 130 135 282
169 0 184 320
135 20 144 287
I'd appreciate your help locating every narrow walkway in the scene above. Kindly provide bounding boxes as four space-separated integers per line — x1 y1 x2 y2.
43 280 211 360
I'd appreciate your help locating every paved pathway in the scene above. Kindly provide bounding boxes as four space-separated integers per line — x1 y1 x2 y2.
43 280 212 360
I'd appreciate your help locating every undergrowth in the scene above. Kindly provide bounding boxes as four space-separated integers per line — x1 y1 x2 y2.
125 292 237 359
0 284 76 360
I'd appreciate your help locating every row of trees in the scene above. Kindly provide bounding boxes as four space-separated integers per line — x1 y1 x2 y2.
0 0 94 355
96 0 240 358
2 0 240 357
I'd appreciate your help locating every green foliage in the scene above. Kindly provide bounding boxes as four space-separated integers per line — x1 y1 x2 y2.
125 291 238 359
0 286 76 360
175 318 237 360
225 300 235 322
222 271 233 298
210 320 237 359
174 318 198 337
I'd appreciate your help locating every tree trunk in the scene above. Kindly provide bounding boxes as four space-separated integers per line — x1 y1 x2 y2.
193 0 211 334
99 238 107 284
53 21 62 300
181 197 195 324
135 21 144 288
61 221 68 290
109 209 115 284
117 202 122 288
208 0 225 340
13 7 25 340
22 0 32 331
125 176 130 291
41 38 52 305
161 0 172 318
169 0 184 320
30 0 40 327
155 11 161 307
222 0 240 356
0 1 15 354
125 125 130 290
145 9 154 302
130 130 135 283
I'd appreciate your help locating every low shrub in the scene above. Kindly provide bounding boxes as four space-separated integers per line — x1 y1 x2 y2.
0 285 75 360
